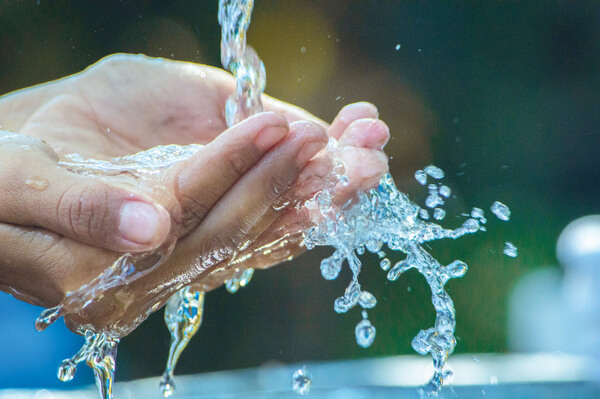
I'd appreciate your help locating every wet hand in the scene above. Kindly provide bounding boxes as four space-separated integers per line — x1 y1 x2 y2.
0 54 389 334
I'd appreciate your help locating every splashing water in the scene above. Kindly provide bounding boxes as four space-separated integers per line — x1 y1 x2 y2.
26 2 516 398
303 166 488 393
57 330 119 399
292 366 312 396
156 1 265 394
160 288 205 397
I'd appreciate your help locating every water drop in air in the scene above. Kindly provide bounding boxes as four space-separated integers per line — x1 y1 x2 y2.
355 318 376 348
503 242 518 257
491 201 511 221
292 366 312 396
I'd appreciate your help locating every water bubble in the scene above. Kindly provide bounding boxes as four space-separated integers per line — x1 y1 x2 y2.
424 165 445 179
300 47 307 53
395 44 401 50
439 185 451 198
433 208 446 220
292 366 312 396
355 318 376 348
491 201 510 221
414 170 427 185
358 291 377 308
503 242 518 257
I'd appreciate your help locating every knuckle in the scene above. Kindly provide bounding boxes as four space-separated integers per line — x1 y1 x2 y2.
223 145 249 180
57 182 109 241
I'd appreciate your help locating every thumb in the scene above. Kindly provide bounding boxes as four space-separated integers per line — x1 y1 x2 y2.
0 132 172 252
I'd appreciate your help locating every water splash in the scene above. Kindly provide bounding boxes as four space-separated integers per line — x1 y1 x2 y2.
160 288 205 397
57 330 119 399
156 4 265 395
304 166 487 393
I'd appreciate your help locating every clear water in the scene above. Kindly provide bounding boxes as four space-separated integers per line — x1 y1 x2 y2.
160 288 205 397
491 201 511 221
28 1 515 398
157 1 264 395
292 366 312 396
504 242 518 258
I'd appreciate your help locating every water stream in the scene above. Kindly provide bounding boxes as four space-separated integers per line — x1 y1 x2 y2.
28 1 516 398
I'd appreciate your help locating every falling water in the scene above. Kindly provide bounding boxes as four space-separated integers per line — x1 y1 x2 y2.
27 1 515 398
157 1 265 395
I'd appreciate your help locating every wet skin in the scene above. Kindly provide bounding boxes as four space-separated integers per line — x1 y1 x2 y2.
0 54 389 335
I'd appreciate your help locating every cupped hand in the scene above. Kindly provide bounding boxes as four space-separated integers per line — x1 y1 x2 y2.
0 54 389 335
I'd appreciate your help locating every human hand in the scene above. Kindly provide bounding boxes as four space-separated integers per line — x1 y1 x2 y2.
0 54 389 335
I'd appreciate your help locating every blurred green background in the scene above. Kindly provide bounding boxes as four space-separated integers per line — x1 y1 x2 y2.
1 0 599 386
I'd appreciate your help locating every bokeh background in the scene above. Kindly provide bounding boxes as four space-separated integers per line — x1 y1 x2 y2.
1 0 599 389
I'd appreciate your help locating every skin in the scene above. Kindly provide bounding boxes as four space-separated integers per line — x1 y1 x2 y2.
0 54 390 336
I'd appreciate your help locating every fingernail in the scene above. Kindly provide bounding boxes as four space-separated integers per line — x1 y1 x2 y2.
256 123 288 150
118 201 163 244
341 102 379 119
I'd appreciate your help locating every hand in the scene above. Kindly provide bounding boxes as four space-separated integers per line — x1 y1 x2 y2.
0 54 389 335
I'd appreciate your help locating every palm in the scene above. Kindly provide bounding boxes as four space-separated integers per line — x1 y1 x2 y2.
0 55 388 336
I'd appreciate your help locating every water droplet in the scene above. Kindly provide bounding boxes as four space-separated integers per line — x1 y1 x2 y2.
395 44 401 50
292 366 312 395
433 208 446 220
35 305 62 331
491 201 510 221
358 291 377 308
25 176 49 191
159 374 175 397
365 238 382 253
439 185 451 197
238 268 254 287
379 258 391 271
355 318 376 348
414 170 427 185
424 164 444 179
320 257 342 280
503 242 518 257
57 360 76 382
300 47 307 53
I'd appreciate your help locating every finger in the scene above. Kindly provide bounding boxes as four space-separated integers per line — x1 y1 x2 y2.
0 222 115 308
199 121 327 247
171 111 289 234
328 102 379 139
337 118 390 150
0 137 172 253
334 148 388 204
